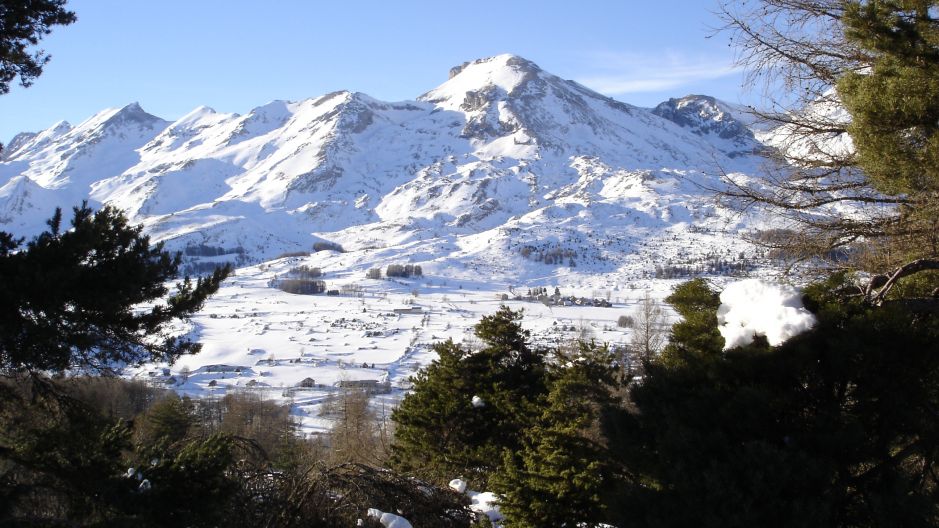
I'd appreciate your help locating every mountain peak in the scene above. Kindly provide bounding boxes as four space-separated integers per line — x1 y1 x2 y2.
446 54 541 79
419 54 545 107
72 102 166 136
160 105 225 136
108 102 163 126
1 132 37 159
652 94 760 155
1 120 72 161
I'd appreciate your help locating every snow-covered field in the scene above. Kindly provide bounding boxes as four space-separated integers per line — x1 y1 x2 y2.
131 251 738 435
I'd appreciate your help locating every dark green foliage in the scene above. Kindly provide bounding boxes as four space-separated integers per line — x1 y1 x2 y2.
606 279 939 528
391 306 547 487
0 376 135 525
272 277 326 294
839 1 939 197
495 342 619 527
130 432 237 527
0 204 231 372
0 374 477 527
391 306 628 526
312 241 344 253
0 376 237 527
836 1 939 284
716 1 939 289
385 263 423 278
0 0 76 95
656 278 723 367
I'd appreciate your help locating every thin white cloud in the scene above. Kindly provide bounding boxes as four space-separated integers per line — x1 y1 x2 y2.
574 50 741 95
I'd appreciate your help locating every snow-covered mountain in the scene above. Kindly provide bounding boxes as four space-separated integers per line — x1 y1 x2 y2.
0 54 772 284
0 54 798 431
652 94 763 158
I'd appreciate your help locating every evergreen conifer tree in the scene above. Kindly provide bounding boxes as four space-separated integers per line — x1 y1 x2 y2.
0 204 230 372
391 306 547 487
0 0 76 96
656 278 723 367
495 341 618 527
605 278 939 527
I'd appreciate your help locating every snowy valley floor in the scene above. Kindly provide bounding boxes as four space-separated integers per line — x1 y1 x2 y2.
129 254 725 436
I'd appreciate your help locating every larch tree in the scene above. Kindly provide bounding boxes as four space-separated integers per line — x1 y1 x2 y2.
716 0 939 307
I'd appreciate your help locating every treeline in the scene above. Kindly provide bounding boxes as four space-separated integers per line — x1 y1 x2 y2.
181 261 237 276
272 278 326 295
183 244 246 257
519 244 577 266
4 281 938 526
269 266 326 294
180 244 248 277
366 264 423 280
385 264 422 278
286 265 322 279
0 376 475 527
313 241 344 253
653 257 752 279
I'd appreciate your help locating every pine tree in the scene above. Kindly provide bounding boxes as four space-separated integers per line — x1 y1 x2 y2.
656 278 723 368
0 379 240 527
839 1 939 197
0 0 76 95
0 204 230 372
131 432 237 527
605 278 939 527
391 307 547 487
495 342 618 527
0 378 135 524
134 395 195 455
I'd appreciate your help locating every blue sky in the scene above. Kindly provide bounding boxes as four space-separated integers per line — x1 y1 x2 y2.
0 0 755 143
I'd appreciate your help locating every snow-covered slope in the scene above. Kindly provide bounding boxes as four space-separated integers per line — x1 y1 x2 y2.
652 94 764 158
1 54 773 284
0 54 798 432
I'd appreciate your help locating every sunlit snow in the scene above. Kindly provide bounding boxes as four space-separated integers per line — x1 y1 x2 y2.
717 279 817 350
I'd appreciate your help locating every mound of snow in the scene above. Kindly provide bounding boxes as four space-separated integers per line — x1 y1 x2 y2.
450 475 503 524
717 279 816 349
366 508 412 528
467 490 503 524
449 478 468 493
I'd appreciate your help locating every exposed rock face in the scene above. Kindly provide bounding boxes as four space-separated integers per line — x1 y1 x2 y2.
2 132 38 160
652 95 762 157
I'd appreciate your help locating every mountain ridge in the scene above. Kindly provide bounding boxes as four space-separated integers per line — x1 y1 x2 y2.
0 54 772 285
